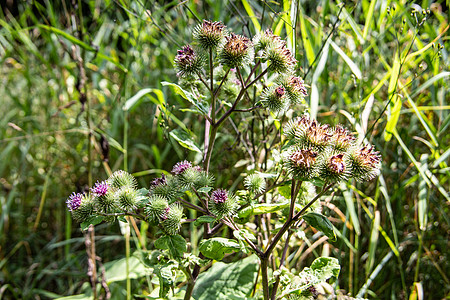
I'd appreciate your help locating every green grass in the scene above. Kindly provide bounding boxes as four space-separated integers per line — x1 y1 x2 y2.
0 0 449 299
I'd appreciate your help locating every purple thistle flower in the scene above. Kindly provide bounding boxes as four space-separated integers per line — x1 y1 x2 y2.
172 160 193 175
91 180 109 197
66 192 83 211
151 174 167 187
212 189 228 204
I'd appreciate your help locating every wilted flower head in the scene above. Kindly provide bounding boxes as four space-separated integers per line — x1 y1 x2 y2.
286 148 319 180
349 144 381 182
293 117 332 151
193 20 226 49
331 125 356 152
319 153 350 182
66 192 83 211
172 160 193 175
219 33 254 68
264 40 297 74
279 76 308 104
174 45 204 77
91 181 109 197
212 188 228 204
261 85 288 112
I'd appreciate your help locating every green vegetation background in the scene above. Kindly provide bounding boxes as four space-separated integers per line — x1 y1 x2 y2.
0 0 448 299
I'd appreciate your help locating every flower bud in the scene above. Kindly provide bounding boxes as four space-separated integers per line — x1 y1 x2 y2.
172 160 193 175
145 195 169 222
150 174 179 201
108 170 137 189
244 174 266 194
160 203 184 235
116 186 139 212
253 29 281 53
279 76 308 105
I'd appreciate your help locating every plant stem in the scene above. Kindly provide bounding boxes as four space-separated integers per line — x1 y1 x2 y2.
260 255 270 300
270 231 293 300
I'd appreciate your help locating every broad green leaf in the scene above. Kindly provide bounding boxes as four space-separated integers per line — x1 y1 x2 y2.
104 255 149 283
278 185 291 199
80 216 104 231
154 234 186 259
161 82 209 116
282 257 340 296
194 216 216 226
199 237 240 260
169 129 202 153
303 212 337 242
192 255 259 299
237 202 289 219
197 186 212 193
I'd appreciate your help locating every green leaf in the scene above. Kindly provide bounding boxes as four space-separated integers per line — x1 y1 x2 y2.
154 235 186 259
161 82 209 116
192 255 259 299
194 216 216 226
330 40 362 79
197 187 212 193
104 255 150 283
169 129 202 154
237 202 289 219
123 88 154 111
80 216 104 231
278 185 291 199
199 238 241 260
241 0 261 32
303 212 336 242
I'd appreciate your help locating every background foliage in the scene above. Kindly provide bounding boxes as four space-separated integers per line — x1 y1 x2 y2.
0 0 449 299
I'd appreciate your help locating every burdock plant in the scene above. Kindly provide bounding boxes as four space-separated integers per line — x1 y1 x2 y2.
66 20 381 300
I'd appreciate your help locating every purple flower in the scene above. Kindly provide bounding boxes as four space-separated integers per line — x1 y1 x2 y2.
66 192 83 211
91 181 109 197
212 189 228 204
151 174 167 187
172 160 193 175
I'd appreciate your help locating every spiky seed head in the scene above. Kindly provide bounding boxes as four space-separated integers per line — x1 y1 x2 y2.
219 33 254 68
319 153 350 182
94 189 118 214
193 171 215 189
261 85 289 112
174 45 205 77
349 144 381 182
193 20 226 50
115 187 139 212
285 148 320 180
108 170 136 189
145 195 169 222
71 194 96 223
172 160 193 175
149 174 179 202
66 192 83 212
160 203 184 235
264 40 297 74
279 76 308 104
253 29 281 53
209 189 237 219
293 117 332 151
178 167 201 190
244 174 266 194
330 125 356 152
